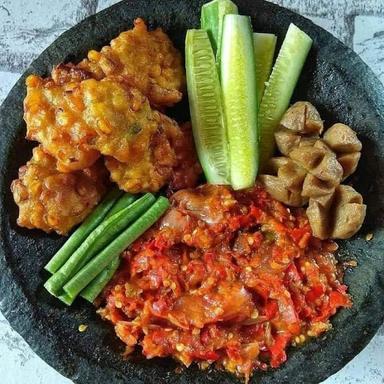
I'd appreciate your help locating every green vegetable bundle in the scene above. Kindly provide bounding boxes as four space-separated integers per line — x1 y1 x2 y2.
44 191 169 305
186 0 312 188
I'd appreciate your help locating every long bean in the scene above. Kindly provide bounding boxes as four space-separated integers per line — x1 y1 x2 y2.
106 193 137 219
58 292 75 306
44 193 155 296
63 196 169 299
80 257 120 303
44 188 123 274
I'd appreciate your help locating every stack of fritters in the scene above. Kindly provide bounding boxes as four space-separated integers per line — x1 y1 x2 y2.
12 19 201 235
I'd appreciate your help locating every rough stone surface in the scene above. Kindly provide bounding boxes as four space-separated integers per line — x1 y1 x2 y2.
97 0 119 12
0 71 20 104
0 1 383 384
270 0 384 48
353 16 384 84
0 312 69 384
0 0 96 72
269 0 384 84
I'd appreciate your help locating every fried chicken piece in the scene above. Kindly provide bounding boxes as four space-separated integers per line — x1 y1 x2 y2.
11 146 108 235
104 113 182 193
78 18 184 107
24 74 99 172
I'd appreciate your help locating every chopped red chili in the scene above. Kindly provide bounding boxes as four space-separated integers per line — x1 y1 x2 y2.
98 184 351 381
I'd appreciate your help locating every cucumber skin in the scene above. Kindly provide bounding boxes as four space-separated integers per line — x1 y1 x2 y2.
221 15 259 190
253 33 277 106
201 0 220 53
185 29 230 184
201 0 238 67
258 23 312 168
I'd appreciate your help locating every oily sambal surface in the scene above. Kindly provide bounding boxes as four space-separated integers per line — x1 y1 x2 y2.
98 184 351 379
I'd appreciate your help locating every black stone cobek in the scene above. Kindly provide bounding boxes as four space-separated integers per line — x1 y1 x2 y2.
0 1 384 383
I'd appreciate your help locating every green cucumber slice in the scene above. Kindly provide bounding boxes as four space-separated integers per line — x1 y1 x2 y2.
253 33 277 106
201 0 238 64
185 29 230 184
258 23 312 168
221 15 258 190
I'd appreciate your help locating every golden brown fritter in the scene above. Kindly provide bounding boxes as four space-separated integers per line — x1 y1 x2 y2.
169 122 202 191
24 75 193 194
23 18 185 175
24 75 163 172
11 146 108 235
104 112 182 193
51 63 93 85
24 74 100 172
81 78 161 163
105 120 202 194
78 18 185 107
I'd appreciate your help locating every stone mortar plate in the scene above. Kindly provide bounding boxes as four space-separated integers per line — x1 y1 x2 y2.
1 0 384 383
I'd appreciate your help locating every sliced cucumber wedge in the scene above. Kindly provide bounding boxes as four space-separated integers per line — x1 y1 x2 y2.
258 23 312 168
221 15 258 190
185 29 230 184
253 33 277 106
201 0 238 67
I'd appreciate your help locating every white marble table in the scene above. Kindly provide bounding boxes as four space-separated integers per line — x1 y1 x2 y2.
0 1 383 383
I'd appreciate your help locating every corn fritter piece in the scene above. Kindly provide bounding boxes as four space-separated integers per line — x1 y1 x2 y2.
104 113 182 193
78 18 184 107
11 146 108 235
24 74 100 172
81 78 160 163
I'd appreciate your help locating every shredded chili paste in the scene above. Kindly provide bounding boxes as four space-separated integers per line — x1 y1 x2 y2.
98 184 351 380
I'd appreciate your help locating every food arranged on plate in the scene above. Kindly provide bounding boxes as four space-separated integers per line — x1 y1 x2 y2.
10 0 367 381
259 101 365 239
99 184 351 379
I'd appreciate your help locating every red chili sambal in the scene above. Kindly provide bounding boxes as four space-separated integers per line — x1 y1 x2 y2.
98 184 351 380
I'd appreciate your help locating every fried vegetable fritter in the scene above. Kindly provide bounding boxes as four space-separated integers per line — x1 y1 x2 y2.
81 78 161 163
24 75 196 194
78 18 184 107
24 75 164 171
51 62 93 85
105 120 202 194
104 113 181 193
24 74 99 172
11 146 108 235
23 17 185 175
169 122 202 191
14 18 199 235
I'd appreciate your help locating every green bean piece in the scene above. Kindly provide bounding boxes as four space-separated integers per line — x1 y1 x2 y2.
106 193 137 219
75 194 154 273
58 292 75 306
44 188 123 274
63 196 169 299
44 193 155 296
80 257 120 303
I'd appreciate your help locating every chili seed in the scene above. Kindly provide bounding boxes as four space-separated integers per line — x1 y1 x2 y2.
365 233 373 241
78 324 88 332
